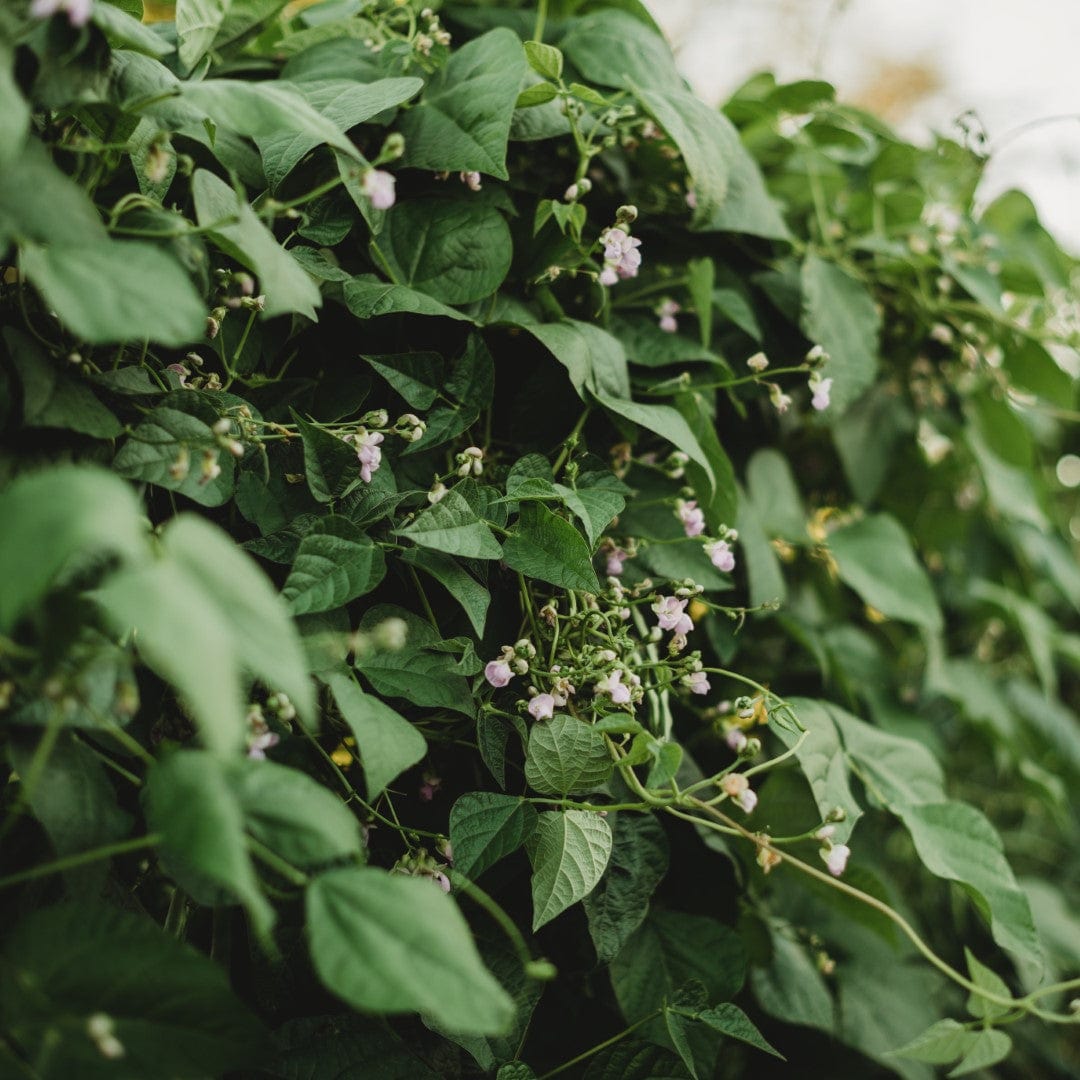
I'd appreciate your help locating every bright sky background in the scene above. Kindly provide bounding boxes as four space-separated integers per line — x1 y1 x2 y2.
646 0 1080 251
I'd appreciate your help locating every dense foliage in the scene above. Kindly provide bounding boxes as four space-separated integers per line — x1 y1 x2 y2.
1 0 1079 1077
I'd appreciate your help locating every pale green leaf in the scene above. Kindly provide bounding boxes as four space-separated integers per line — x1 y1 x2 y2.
503 503 600 593
947 1030 1012 1078
175 0 229 70
523 320 631 400
399 487 503 560
401 548 490 636
530 809 613 930
523 41 563 81
963 948 1013 1020
450 793 537 879
306 866 515 1034
525 715 613 796
283 531 386 615
92 2 173 57
889 1019 978 1065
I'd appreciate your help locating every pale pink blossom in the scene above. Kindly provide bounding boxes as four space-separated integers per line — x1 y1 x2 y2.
361 169 396 210
735 788 758 813
601 539 631 576
599 227 642 283
484 659 513 688
657 298 680 334
432 870 451 892
598 265 619 287
810 376 833 412
460 171 482 191
676 499 705 538
527 693 556 721
419 773 441 801
685 187 698 210
352 430 384 483
721 772 756 813
822 843 850 876
31 0 93 25
652 595 692 636
726 728 749 753
166 363 190 388
683 670 710 695
706 539 735 573
247 731 279 760
595 669 631 705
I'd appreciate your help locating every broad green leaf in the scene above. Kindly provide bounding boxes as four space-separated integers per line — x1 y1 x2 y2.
114 396 235 507
583 813 669 963
0 47 29 166
530 809 613 930
525 715 613 795
889 1019 978 1064
175 0 229 69
292 412 360 503
21 241 205 347
556 482 626 549
255 77 422 189
523 40 563 81
143 750 274 936
283 530 386 615
450 793 537 879
829 514 942 630
0 465 144 633
901 801 1043 972
675 390 737 527
0 903 265 1079
401 547 490 636
209 0 289 55
778 700 862 843
503 503 600 592
524 320 631 400
92 2 173 56
306 866 515 1033
800 255 880 414
693 1004 784 1059
364 350 443 409
581 1041 687 1080
560 11 679 93
686 258 715 346
611 910 747 1022
377 199 513 305
193 169 322 321
595 393 716 496
735 480 787 609
745 449 806 542
234 758 362 868
963 948 1013 1020
400 28 527 179
357 641 476 717
400 487 503 560
750 924 834 1032
343 275 474 321
947 1030 1012 1078
635 86 729 227
326 669 426 797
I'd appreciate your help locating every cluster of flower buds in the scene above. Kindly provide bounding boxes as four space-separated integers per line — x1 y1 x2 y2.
816 823 851 876
347 616 409 659
600 536 637 577
415 7 451 54
524 667 576 721
394 412 427 442
721 771 758 813
656 298 681 334
392 847 451 893
85 1013 124 1060
484 639 535 687
564 177 592 202
456 445 484 477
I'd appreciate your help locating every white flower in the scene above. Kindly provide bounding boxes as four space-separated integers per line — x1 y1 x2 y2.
705 539 735 573
682 670 710 695
676 499 705 538
361 169 396 210
599 226 642 283
595 669 632 705
427 480 448 505
768 383 792 414
353 430 384 483
485 659 513 688
527 693 556 721
821 843 851 876
721 773 756 813
809 374 833 412
747 351 769 373
457 446 484 477
805 344 828 363
656 298 680 334
460 171 482 191
31 0 93 26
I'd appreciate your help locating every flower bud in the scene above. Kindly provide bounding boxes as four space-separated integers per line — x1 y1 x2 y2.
525 959 559 981
615 204 638 225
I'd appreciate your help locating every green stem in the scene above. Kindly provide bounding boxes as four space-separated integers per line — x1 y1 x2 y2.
533 0 549 42
537 1010 662 1079
551 406 591 476
450 871 534 972
0 834 162 892
246 836 310 887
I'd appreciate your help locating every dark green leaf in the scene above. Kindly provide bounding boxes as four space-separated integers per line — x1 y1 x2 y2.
400 487 503 560
450 793 537 879
530 810 613 930
524 715 613 795
503 503 600 592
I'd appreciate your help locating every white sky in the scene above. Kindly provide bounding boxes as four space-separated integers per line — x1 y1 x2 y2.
646 0 1080 250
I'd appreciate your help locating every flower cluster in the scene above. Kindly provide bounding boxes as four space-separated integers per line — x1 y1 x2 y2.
598 214 643 286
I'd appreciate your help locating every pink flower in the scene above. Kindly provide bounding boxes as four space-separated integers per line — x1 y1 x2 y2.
706 539 735 573
165 363 190 388
527 693 556 721
676 499 705 538
595 669 631 705
685 187 698 210
652 595 692 635
353 430 384 483
598 265 619 287
247 731 280 760
683 670 710 695
721 772 756 813
31 0 93 25
601 539 631 576
484 659 513 688
599 227 642 283
419 773 441 801
810 376 833 411
460 171 482 191
657 299 680 334
361 169 396 210
822 843 850 876
736 788 758 813
432 870 451 893
726 728 749 753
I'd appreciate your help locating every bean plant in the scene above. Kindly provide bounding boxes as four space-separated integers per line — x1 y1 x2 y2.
0 0 1078 1077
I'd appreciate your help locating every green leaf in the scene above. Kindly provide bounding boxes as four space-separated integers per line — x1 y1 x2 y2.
21 240 206 347
192 169 322 321
800 255 880 414
675 390 737 528
829 514 942 630
900 801 1043 973
343 275 473 321
963 948 1013 1020
0 46 29 167
693 1003 785 1059
0 902 265 1078
234 758 362 868
686 257 714 347
377 199 513 305
516 82 558 108
745 449 806 542
257 78 422 189
611 910 747 1022
175 0 229 69
364 350 443 409
556 482 626 549
292 412 360 504
595 393 716 497
530 809 613 930
889 1019 978 1064
400 487 503 560
634 86 729 227
560 11 679 93
0 465 145 633
401 547 490 636
523 40 563 80
525 715 613 796
583 813 669 963
524 320 631 400
326 669 427 797
143 750 274 936
450 793 538 879
947 1030 1012 1077
114 396 235 507
305 866 515 1033
283 529 386 615
92 2 173 57
503 503 600 592
750 923 834 1032
400 28 528 179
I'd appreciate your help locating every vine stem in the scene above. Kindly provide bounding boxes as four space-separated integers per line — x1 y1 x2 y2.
536 1009 662 1079
0 834 162 891
449 871 535 973
532 0 548 42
